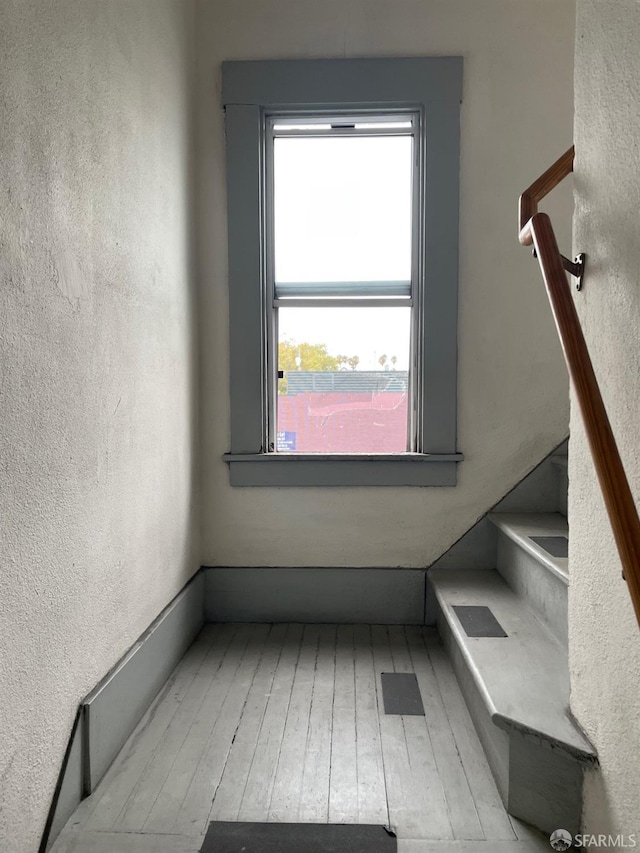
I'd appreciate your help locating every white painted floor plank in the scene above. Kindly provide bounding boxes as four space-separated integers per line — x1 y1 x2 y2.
205 623 289 822
426 634 516 841
114 624 244 832
385 626 456 840
328 624 359 823
298 624 337 822
387 626 454 841
405 627 484 841
51 830 205 853
147 624 287 830
235 623 303 822
371 624 435 840
268 625 321 822
171 623 272 836
352 624 389 826
80 626 226 832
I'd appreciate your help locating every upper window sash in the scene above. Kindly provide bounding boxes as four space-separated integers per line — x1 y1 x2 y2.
266 111 418 302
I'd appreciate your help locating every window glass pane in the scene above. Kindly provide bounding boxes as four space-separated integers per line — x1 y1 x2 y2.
273 135 413 286
277 307 410 453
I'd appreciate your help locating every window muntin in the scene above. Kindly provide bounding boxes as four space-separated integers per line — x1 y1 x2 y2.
266 113 420 454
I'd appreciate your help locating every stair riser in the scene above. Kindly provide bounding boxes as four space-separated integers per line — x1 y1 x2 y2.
557 465 568 516
496 534 567 644
508 731 583 836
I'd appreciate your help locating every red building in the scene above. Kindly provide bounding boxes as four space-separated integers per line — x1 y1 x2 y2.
277 370 409 453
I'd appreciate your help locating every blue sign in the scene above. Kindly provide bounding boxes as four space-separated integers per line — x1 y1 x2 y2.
277 431 297 451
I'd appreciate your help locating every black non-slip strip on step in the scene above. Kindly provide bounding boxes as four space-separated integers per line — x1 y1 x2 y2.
530 535 569 558
200 821 397 852
380 672 425 716
452 605 508 638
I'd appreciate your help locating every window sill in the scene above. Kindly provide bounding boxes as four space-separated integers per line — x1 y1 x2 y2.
222 452 463 487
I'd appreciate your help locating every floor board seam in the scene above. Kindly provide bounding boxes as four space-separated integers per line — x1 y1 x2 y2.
169 624 260 834
232 623 290 821
299 625 323 821
265 623 308 820
423 633 485 841
139 625 240 833
206 624 279 823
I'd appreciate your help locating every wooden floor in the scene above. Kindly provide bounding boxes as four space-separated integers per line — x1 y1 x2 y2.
52 624 549 852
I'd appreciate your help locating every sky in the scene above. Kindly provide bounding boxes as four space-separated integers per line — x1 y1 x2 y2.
279 306 410 371
274 134 412 284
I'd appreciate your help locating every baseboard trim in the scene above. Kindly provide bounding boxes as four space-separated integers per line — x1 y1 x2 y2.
42 570 205 851
83 571 204 793
38 709 82 853
204 566 426 625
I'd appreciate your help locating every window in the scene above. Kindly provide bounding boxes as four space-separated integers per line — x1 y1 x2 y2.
222 58 463 486
270 114 415 455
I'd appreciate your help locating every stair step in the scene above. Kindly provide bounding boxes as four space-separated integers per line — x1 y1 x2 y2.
489 512 568 581
429 567 595 836
430 568 590 754
488 512 568 643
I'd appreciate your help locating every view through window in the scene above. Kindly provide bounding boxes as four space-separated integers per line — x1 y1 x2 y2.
268 115 418 453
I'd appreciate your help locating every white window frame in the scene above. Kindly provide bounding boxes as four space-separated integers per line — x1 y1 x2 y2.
221 57 463 486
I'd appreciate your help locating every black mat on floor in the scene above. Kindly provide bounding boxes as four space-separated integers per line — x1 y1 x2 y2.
381 672 425 715
453 605 508 638
200 822 397 852
530 535 569 558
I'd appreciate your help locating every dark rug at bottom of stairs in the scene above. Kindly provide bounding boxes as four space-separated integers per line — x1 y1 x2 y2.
200 821 397 852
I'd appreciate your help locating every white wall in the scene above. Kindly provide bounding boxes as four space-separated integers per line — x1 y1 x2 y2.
571 1 640 841
0 2 197 850
197 0 576 567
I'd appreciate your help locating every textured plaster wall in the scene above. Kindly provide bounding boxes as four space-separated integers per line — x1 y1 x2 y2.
0 2 197 850
197 0 576 567
571 1 640 841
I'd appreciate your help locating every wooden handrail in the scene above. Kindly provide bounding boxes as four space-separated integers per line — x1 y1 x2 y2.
519 146 574 246
519 157 640 629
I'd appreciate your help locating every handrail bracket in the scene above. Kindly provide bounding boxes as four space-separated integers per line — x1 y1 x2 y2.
531 249 586 291
562 252 586 291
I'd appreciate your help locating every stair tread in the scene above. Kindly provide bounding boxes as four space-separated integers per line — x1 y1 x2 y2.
429 567 593 759
488 512 569 583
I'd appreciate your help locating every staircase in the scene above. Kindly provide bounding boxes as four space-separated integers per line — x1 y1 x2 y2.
428 443 596 836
